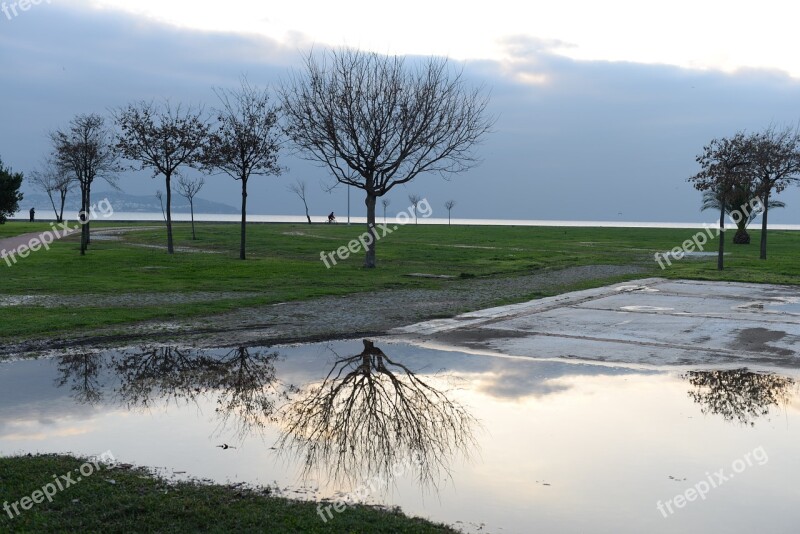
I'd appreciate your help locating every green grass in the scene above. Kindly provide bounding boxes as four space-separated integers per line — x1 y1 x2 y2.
0 454 457 533
1 220 798 340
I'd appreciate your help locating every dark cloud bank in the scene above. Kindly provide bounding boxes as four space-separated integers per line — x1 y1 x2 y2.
2 5 799 223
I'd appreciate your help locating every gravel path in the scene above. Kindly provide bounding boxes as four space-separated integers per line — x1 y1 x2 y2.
2 264 647 356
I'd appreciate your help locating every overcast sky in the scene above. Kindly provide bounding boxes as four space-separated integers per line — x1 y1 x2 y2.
3 0 800 223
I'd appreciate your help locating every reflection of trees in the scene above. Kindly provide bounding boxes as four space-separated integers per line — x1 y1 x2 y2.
113 346 209 408
684 368 796 425
55 346 292 438
55 352 105 404
277 340 477 488
210 347 295 437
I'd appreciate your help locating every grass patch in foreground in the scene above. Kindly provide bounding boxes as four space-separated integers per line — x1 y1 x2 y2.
0 454 458 533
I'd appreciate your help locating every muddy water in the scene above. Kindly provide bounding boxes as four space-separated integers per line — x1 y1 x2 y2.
1 340 799 533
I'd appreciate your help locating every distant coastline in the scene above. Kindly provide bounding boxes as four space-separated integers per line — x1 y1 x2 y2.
10 211 800 230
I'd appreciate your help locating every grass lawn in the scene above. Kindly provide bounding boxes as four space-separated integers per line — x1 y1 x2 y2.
0 219 798 341
0 454 456 533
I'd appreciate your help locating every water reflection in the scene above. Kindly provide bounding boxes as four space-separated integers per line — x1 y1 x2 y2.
53 341 477 489
683 368 796 425
276 340 478 488
55 346 294 438
55 352 105 404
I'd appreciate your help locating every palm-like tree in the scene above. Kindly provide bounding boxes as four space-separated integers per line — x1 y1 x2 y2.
701 183 784 244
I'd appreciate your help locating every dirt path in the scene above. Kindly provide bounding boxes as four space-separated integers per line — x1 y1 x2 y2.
0 228 79 262
0 226 160 261
1 264 647 357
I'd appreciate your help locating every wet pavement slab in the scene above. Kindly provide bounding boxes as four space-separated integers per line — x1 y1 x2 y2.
390 278 800 368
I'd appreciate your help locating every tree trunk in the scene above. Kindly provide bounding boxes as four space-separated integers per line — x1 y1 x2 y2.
165 174 174 254
47 191 59 221
759 189 769 260
190 199 196 240
717 203 725 271
304 200 311 224
58 188 67 223
81 184 92 253
79 185 87 256
364 193 377 268
240 178 247 260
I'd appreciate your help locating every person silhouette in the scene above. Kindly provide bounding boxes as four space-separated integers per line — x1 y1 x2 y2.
328 212 336 223
29 207 35 222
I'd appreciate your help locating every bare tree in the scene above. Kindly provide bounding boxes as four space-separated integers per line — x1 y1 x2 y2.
29 159 73 222
55 352 105 405
381 197 390 224
684 369 795 426
689 132 752 270
176 174 205 239
112 346 293 439
747 125 800 260
408 193 421 225
155 190 166 222
444 200 456 225
203 79 282 260
281 48 493 268
288 178 312 224
115 101 208 254
277 340 477 488
51 113 119 255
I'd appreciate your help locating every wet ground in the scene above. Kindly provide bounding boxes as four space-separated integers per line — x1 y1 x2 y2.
1 264 646 357
1 339 799 533
2 279 800 532
392 278 800 368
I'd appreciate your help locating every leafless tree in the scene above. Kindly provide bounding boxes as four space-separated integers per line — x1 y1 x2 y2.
689 132 752 270
203 79 282 259
115 101 208 254
155 190 166 223
112 346 293 440
277 340 478 489
288 178 312 224
210 347 295 440
50 113 119 254
381 198 390 224
176 174 205 239
408 193 421 225
444 200 456 225
684 368 795 426
281 48 493 267
747 125 800 259
55 352 105 405
29 159 74 222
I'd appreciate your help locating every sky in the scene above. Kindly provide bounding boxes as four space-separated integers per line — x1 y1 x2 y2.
2 0 800 223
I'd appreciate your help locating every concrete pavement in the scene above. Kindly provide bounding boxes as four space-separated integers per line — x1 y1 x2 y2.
391 278 800 368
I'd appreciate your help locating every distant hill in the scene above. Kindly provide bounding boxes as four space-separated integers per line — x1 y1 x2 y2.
21 190 239 215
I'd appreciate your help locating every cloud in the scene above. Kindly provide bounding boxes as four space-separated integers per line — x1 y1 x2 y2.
2 6 800 223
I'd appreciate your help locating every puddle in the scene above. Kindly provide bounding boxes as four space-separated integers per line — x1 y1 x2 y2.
2 340 799 533
615 285 660 293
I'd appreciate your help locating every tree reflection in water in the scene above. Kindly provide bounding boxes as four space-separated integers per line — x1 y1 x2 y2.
55 352 105 405
56 346 294 439
683 368 796 426
277 339 478 489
